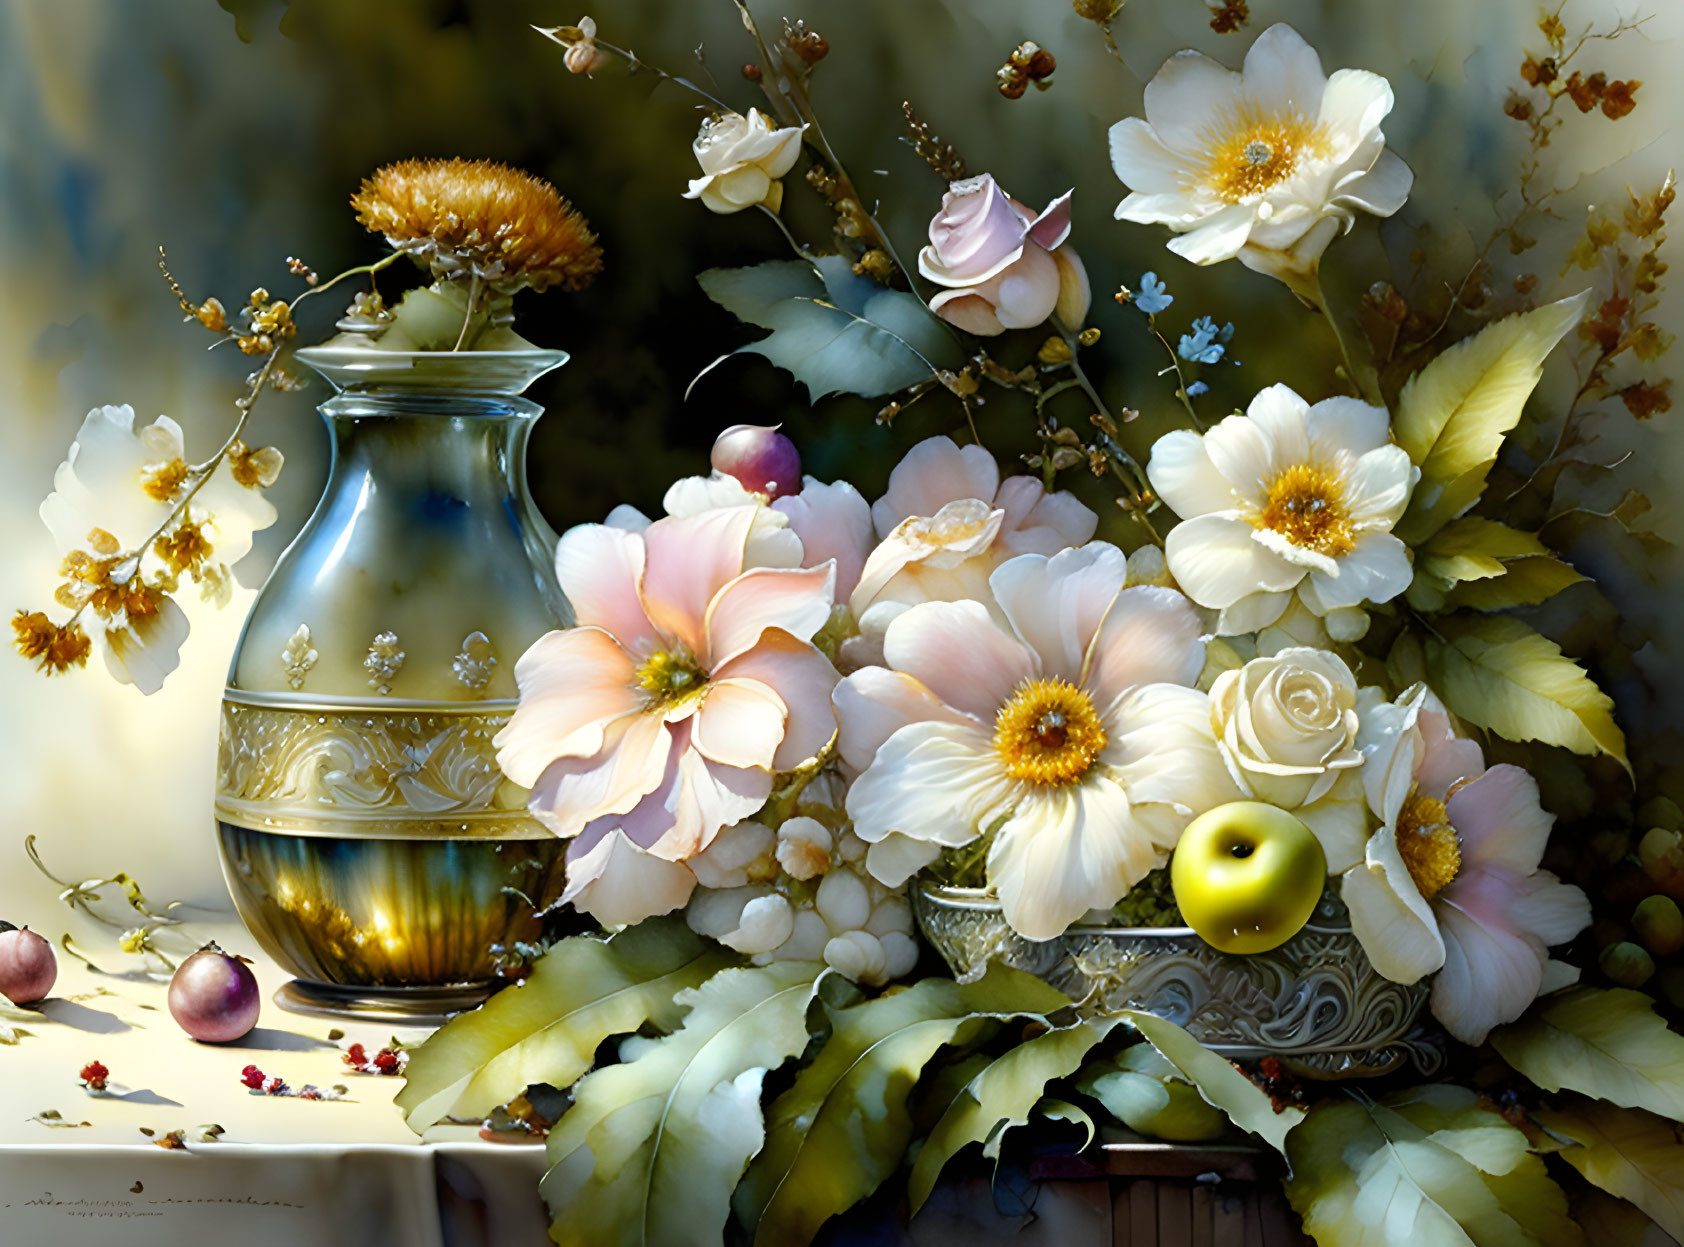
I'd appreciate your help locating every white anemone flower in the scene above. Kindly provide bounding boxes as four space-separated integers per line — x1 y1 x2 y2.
835 543 1241 941
1146 384 1419 634
1109 23 1412 299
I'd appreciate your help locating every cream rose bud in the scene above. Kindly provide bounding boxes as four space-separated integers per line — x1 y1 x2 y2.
1209 648 1362 810
918 174 1091 336
684 108 805 215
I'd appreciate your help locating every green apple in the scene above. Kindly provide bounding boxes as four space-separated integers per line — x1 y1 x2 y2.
1171 801 1326 955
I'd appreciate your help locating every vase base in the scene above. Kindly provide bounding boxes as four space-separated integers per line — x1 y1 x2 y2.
273 978 496 1025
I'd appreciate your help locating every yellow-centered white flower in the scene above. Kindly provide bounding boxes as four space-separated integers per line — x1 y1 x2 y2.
835 544 1241 941
1147 384 1419 634
1109 23 1412 296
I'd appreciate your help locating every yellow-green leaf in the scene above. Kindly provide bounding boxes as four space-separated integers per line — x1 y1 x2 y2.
1408 518 1583 612
908 1020 1111 1213
737 964 1071 1246
541 962 824 1247
1421 615 1627 774
1537 1100 1684 1243
395 919 735 1132
1118 1010 1304 1155
1395 292 1590 543
1492 987 1684 1122
1285 1086 1581 1247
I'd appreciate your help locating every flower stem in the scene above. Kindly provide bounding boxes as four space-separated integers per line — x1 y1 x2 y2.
452 272 483 352
1315 270 1383 405
1050 315 1162 546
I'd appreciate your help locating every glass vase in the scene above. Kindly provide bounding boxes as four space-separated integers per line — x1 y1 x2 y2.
214 343 572 1022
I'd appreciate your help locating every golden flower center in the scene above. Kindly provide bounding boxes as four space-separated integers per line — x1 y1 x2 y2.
1258 463 1356 557
1204 111 1328 202
140 457 189 502
1395 790 1462 900
994 678 1107 786
637 648 708 708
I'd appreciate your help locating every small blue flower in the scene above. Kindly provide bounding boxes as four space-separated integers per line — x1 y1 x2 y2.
1134 272 1173 316
1186 380 1209 398
1177 315 1236 365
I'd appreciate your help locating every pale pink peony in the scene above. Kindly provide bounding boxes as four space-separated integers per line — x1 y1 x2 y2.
494 506 841 924
846 436 1097 662
1341 685 1591 1045
835 544 1241 941
918 174 1092 336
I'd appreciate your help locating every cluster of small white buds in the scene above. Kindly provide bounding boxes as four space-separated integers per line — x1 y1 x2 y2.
686 812 919 987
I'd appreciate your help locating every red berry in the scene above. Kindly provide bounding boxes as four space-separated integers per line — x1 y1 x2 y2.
710 424 802 500
0 928 57 1004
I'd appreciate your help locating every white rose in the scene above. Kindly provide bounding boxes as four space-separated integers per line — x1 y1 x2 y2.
1208 647 1368 870
684 109 805 215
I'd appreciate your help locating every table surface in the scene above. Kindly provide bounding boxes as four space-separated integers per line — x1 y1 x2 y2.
0 921 1314 1247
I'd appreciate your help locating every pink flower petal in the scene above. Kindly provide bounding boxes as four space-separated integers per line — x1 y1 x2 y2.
773 478 874 601
930 289 1008 336
834 666 981 773
692 677 788 771
555 524 658 652
882 599 1035 721
1414 707 1486 801
1085 586 1206 696
561 827 697 927
1432 867 1548 1045
1025 189 1075 251
527 711 673 837
989 546 1127 684
872 436 999 537
703 562 836 668
639 508 756 656
653 742 774 860
716 630 841 770
1446 765 1553 875
494 627 642 785
993 476 1099 555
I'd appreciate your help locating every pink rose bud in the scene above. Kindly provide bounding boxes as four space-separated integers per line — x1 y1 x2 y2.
917 173 1090 337
711 424 802 499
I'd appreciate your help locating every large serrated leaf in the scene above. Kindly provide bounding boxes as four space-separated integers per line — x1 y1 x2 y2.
395 919 735 1132
696 256 960 400
907 1020 1111 1213
1537 1100 1684 1243
1394 292 1589 544
736 964 1071 1246
1285 1086 1582 1247
1492 987 1684 1123
1118 1010 1304 1155
1421 614 1627 774
540 961 824 1247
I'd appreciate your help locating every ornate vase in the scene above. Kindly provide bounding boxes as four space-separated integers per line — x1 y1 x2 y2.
214 343 572 1022
912 883 1439 1078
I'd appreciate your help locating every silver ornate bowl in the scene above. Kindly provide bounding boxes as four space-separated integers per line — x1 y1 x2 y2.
912 883 1440 1078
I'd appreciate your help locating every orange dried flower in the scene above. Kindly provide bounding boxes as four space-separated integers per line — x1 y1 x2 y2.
1209 2 1249 33
13 611 92 674
351 158 603 294
1520 56 1557 87
1619 382 1672 420
1600 79 1640 120
1581 295 1628 355
1565 71 1606 113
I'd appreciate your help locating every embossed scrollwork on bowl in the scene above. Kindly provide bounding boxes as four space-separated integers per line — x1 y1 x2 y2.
912 883 1433 1079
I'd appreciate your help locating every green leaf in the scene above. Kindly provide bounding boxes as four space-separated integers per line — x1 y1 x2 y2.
1408 518 1585 613
1537 1100 1684 1243
1395 292 1590 544
540 962 824 1247
737 964 1072 1246
1117 1010 1305 1155
1028 1097 1096 1151
1285 1086 1581 1247
1420 615 1628 774
395 919 735 1132
1076 1043 1229 1143
908 1020 1111 1213
696 257 960 400
1492 987 1684 1123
